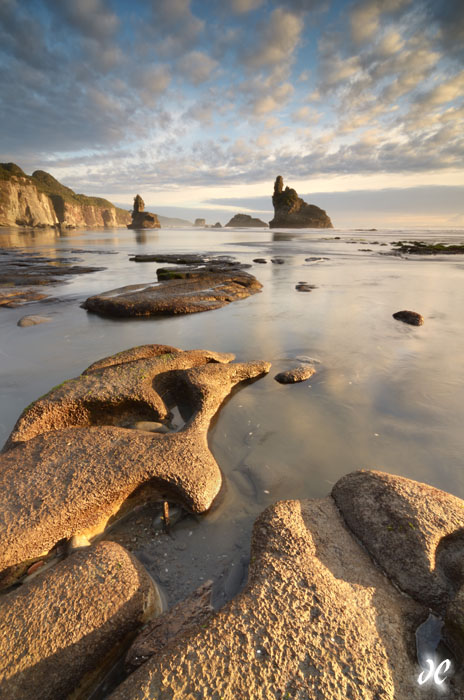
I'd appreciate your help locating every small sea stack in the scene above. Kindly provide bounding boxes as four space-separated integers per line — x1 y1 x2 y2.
269 176 333 229
127 194 160 229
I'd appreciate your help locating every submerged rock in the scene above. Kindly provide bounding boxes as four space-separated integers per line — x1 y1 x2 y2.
274 366 316 383
0 541 161 700
0 345 270 572
0 248 104 307
253 258 267 264
295 283 317 292
269 176 333 229
82 268 261 317
393 310 424 326
17 314 53 327
127 194 160 229
225 214 268 228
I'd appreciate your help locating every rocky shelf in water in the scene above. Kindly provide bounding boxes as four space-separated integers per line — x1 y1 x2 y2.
0 248 105 307
82 264 261 317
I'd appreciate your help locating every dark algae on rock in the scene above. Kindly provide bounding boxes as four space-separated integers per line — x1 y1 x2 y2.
269 175 333 229
392 240 464 254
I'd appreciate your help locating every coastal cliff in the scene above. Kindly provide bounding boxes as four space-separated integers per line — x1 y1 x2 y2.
269 175 333 228
0 163 130 229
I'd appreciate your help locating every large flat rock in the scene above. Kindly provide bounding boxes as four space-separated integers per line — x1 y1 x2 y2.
0 345 270 573
82 269 261 317
0 541 161 700
332 470 464 611
109 497 434 700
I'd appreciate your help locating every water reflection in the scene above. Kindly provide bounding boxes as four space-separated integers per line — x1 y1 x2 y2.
1 224 464 606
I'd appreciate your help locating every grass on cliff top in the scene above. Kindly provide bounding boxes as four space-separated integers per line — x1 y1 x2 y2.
0 162 128 215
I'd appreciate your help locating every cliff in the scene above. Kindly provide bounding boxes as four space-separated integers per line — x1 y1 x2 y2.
225 214 268 228
269 176 333 229
0 163 130 229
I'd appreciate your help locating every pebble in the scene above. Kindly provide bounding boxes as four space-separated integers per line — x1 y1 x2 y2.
27 560 45 575
131 421 170 433
68 534 91 550
392 310 424 326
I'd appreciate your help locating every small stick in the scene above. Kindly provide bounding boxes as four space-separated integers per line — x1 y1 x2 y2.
162 501 170 533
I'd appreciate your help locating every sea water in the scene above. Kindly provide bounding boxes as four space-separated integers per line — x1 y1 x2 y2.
1 225 463 604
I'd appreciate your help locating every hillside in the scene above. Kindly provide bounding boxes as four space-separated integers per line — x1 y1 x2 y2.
0 163 130 229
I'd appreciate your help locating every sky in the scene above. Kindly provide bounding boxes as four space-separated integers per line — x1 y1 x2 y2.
0 0 463 227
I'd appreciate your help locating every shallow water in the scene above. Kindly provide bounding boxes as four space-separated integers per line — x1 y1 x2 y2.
1 224 464 607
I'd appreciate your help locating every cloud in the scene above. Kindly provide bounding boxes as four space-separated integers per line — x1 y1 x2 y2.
229 0 264 13
136 65 171 104
177 51 218 85
427 0 464 59
242 8 304 71
44 0 119 41
150 0 204 56
350 0 412 44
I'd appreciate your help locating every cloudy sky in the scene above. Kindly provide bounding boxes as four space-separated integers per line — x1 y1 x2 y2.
1 0 463 227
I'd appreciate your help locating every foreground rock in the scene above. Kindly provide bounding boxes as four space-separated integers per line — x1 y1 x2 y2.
269 175 333 228
82 268 261 317
225 214 268 227
109 470 464 699
17 315 52 327
0 162 130 228
332 470 464 612
0 541 161 700
125 580 213 672
393 310 424 326
0 345 270 573
110 496 429 699
274 366 316 383
127 194 160 229
0 248 104 307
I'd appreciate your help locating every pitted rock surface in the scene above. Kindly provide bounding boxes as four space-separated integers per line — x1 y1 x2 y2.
0 541 160 700
332 470 464 611
0 345 270 572
109 497 436 700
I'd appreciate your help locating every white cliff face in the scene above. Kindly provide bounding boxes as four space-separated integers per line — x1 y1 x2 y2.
0 174 130 229
0 177 59 227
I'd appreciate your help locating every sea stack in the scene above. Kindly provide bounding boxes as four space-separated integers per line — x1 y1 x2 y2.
127 194 160 229
225 214 268 228
269 176 333 228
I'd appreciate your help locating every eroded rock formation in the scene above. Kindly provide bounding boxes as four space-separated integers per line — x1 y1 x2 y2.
269 175 333 229
0 162 130 228
0 542 161 699
127 194 161 229
109 470 464 700
0 345 270 573
225 214 268 227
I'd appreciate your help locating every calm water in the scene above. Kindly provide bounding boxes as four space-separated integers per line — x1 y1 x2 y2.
1 225 464 604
